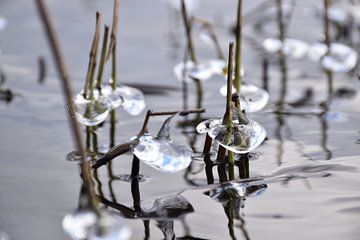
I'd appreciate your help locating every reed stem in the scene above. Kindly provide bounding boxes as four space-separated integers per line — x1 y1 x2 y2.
106 0 119 60
226 42 235 180
234 0 243 94
96 25 110 92
83 12 101 100
35 0 98 212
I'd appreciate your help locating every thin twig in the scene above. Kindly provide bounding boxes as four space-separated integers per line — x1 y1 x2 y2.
35 0 98 211
96 25 110 92
106 0 119 60
234 0 243 94
83 12 102 99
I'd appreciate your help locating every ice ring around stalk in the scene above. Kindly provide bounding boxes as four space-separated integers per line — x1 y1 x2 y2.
308 43 357 73
220 83 269 113
208 182 268 202
263 38 309 59
74 91 111 126
208 119 266 154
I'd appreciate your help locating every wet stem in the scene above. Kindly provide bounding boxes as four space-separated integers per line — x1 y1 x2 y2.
96 25 110 92
234 0 243 97
35 0 100 213
225 42 235 180
181 0 203 120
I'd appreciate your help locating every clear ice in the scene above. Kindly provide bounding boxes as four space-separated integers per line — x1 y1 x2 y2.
263 38 309 59
308 43 357 73
74 92 111 126
208 118 267 154
132 115 193 173
220 83 269 113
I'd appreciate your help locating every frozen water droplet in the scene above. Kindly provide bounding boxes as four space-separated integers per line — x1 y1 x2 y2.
308 43 357 73
208 119 266 154
133 115 193 173
133 134 192 173
220 83 269 112
263 38 309 59
116 85 145 116
101 85 124 109
208 183 267 202
88 211 131 240
62 209 97 240
0 17 7 32
74 92 111 126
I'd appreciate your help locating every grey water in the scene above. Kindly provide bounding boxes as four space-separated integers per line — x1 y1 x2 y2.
0 0 360 239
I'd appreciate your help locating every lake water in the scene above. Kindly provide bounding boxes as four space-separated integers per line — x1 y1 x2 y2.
0 0 359 239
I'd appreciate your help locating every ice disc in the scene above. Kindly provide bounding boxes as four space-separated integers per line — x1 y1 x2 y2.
174 60 215 82
308 43 357 73
116 85 146 116
220 83 269 112
101 85 124 109
263 38 309 59
62 210 97 240
74 94 111 126
208 119 266 154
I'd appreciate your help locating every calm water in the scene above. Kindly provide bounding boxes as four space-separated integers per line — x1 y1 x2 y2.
0 0 360 239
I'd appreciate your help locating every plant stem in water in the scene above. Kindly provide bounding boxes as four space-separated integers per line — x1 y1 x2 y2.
35 0 99 213
96 25 110 92
234 0 243 95
84 12 101 100
225 42 235 180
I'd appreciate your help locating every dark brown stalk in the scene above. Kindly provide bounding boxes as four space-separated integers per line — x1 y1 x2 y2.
35 0 98 211
96 25 110 92
83 12 102 99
